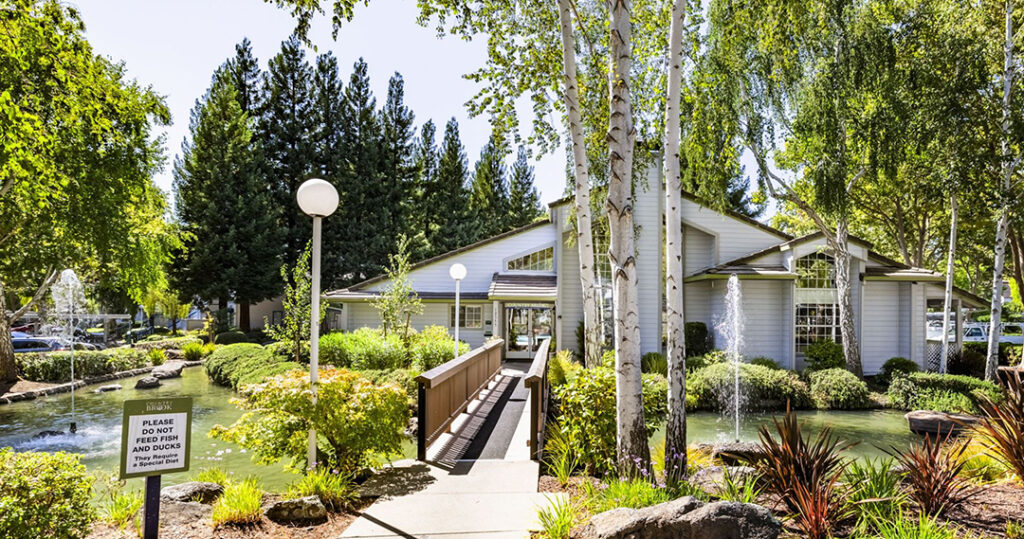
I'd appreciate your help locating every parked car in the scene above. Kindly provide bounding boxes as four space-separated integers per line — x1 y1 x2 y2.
12 337 67 353
956 322 1024 345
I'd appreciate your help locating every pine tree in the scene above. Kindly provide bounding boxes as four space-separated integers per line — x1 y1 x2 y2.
378 73 417 256
507 145 544 228
311 52 348 288
225 38 262 116
430 118 475 254
469 134 510 239
412 120 439 258
261 36 316 268
339 58 383 282
172 69 281 330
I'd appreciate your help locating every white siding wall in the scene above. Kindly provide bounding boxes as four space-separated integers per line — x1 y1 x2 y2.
680 198 786 264
342 301 493 349
557 230 583 356
862 281 901 374
911 283 926 366
684 281 712 330
684 225 715 274
635 173 663 354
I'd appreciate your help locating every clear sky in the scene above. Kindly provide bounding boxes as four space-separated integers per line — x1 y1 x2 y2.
71 0 568 205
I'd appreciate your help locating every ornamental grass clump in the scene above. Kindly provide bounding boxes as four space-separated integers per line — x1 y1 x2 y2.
974 373 1024 483
210 367 408 473
288 468 358 511
182 341 205 361
843 458 906 536
886 432 979 517
211 477 263 526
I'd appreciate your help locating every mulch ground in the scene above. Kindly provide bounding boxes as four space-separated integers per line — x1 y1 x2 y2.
0 378 56 397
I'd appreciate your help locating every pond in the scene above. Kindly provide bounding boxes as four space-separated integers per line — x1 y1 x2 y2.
0 366 414 492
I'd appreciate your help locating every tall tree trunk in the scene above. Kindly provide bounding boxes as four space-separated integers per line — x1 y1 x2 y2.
607 0 650 476
556 0 603 368
0 291 15 383
239 300 251 332
1009 226 1024 305
832 219 862 377
662 0 687 485
940 194 959 373
987 0 1015 382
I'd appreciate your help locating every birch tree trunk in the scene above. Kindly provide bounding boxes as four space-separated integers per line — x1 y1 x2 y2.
986 0 1015 382
0 287 15 383
662 0 687 484
1009 227 1024 304
940 194 959 373
556 0 603 368
832 219 863 377
607 0 650 476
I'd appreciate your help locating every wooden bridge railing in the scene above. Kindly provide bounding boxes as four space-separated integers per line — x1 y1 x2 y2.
416 339 504 460
523 338 552 461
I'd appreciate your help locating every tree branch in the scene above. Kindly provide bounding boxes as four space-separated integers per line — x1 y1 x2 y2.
8 269 59 324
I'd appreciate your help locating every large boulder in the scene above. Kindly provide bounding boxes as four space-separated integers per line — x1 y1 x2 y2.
160 481 224 504
905 410 978 437
97 384 122 392
135 376 161 389
264 496 327 524
580 497 780 539
697 442 766 466
152 361 185 379
136 500 211 528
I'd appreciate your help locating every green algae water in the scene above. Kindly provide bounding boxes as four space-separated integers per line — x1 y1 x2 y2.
0 367 414 492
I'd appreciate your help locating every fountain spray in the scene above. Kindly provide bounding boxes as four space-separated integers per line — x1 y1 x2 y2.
52 270 84 434
722 274 744 442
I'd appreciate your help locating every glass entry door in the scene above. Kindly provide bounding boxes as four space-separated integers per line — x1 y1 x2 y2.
506 305 553 360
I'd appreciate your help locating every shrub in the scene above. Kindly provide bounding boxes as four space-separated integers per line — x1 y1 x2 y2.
234 361 303 390
687 362 812 411
210 367 408 473
0 449 95 538
640 352 668 376
583 477 673 513
808 368 870 409
949 345 987 378
879 357 918 384
887 372 1002 413
355 368 421 402
211 478 262 526
17 348 147 382
553 366 667 475
887 433 979 517
133 336 203 351
686 349 729 371
685 321 711 357
409 325 468 370
147 348 166 366
600 350 616 368
202 343 217 357
547 350 580 387
214 330 249 345
804 339 845 371
963 341 1021 366
265 340 310 363
544 427 580 486
204 343 293 389
183 342 204 362
288 468 357 511
749 356 782 370
319 328 409 370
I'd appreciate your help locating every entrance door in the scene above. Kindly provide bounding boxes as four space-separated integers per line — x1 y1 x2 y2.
505 305 553 360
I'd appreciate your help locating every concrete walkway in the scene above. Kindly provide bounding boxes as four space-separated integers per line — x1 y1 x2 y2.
342 364 564 538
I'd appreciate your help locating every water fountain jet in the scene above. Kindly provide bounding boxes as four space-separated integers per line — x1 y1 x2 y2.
51 269 85 434
715 274 744 442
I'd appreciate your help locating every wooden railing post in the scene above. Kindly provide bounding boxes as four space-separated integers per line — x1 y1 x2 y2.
417 380 427 461
523 338 551 461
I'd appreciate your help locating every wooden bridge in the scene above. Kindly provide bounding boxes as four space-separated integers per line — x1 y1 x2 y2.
342 338 564 538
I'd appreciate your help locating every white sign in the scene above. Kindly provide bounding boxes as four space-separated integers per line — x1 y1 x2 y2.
120 397 192 479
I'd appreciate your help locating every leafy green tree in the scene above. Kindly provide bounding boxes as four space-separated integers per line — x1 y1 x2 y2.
507 146 544 228
265 243 325 364
429 119 476 255
0 0 172 381
172 68 282 331
469 134 510 239
372 237 423 340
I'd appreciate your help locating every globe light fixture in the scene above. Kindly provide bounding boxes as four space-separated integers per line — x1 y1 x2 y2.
296 178 338 470
449 263 467 358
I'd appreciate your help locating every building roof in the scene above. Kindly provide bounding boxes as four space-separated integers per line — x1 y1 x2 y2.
324 289 490 302
487 273 558 301
684 264 797 282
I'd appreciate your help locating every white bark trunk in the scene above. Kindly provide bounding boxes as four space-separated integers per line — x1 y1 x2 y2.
663 0 687 484
987 0 1015 382
832 219 863 377
607 0 649 476
556 0 603 368
940 194 958 373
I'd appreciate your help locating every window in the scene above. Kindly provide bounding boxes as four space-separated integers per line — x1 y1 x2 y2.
450 305 483 329
795 303 842 353
506 246 554 271
965 327 984 338
796 252 835 289
795 253 839 354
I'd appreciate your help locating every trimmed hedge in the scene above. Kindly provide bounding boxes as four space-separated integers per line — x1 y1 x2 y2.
214 331 249 345
684 322 711 357
204 343 300 389
0 449 95 538
879 357 918 384
687 362 812 411
804 339 844 371
888 372 1003 414
749 356 782 370
808 368 870 409
319 326 468 371
17 348 148 382
133 336 202 351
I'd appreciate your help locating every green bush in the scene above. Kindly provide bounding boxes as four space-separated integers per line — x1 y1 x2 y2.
808 368 870 409
641 352 667 376
17 348 148 382
147 348 166 366
686 349 729 371
214 330 249 345
804 339 845 371
409 325 467 370
963 341 1022 366
204 343 296 389
950 345 987 378
355 368 421 402
182 341 204 362
879 357 918 384
749 356 782 370
202 343 217 356
687 362 812 411
553 366 667 475
887 372 1003 413
548 350 581 387
210 367 408 473
685 321 711 357
0 449 95 538
266 340 310 363
319 328 408 370
133 336 203 351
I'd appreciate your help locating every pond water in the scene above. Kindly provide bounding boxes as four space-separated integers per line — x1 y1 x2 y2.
651 409 919 461
0 367 412 492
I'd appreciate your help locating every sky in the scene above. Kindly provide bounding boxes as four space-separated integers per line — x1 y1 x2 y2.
71 0 568 205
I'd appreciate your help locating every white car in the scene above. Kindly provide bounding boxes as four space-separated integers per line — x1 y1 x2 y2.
944 322 1024 345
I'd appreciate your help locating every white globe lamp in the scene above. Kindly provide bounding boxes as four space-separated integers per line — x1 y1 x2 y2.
296 178 339 217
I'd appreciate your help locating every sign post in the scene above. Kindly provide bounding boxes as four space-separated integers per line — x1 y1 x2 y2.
120 397 192 539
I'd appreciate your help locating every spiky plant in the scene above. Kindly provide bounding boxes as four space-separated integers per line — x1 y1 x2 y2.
887 432 980 517
974 372 1024 482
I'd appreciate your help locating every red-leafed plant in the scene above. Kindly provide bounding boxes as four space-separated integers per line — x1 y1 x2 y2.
887 431 980 517
975 372 1024 482
752 406 853 539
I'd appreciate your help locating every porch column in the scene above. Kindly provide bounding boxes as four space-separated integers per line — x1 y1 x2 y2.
955 298 963 355
492 301 503 339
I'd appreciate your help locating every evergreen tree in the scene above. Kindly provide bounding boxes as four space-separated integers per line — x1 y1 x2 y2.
469 134 510 239
225 38 262 115
726 174 767 219
429 118 475 254
172 70 281 330
311 52 348 288
261 36 316 267
378 74 418 256
413 120 439 258
507 146 544 228
339 58 383 282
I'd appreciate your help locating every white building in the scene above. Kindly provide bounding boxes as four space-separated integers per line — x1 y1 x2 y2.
325 168 984 374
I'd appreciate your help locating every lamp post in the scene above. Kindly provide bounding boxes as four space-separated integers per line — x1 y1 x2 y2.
449 263 467 358
296 178 339 470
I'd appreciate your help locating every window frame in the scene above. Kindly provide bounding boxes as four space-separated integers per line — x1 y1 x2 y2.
794 302 842 354
449 304 484 329
504 244 556 273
